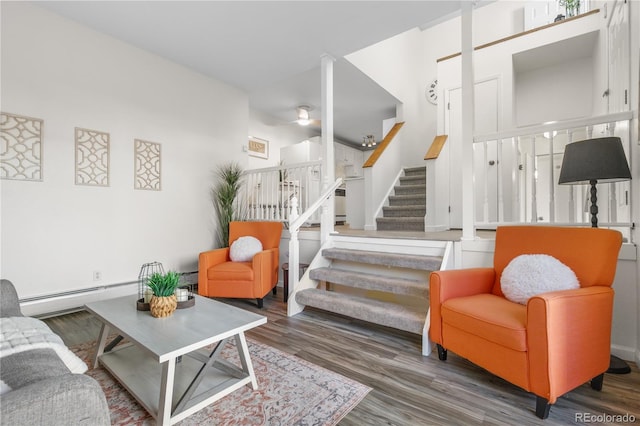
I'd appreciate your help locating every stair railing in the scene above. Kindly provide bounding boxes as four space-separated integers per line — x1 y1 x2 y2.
286 177 343 306
472 111 633 239
244 160 322 222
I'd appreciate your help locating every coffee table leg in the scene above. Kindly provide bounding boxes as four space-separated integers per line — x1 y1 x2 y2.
235 332 258 390
158 357 176 426
93 323 110 369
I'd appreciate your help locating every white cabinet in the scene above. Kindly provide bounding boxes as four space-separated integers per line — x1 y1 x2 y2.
335 142 364 179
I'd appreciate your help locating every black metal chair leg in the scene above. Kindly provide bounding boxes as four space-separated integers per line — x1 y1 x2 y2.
272 286 277 296
535 397 551 419
256 298 263 308
591 373 604 391
436 344 447 361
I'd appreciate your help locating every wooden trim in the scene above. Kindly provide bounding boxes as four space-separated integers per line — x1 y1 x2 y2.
362 122 405 168
424 135 448 160
436 9 600 63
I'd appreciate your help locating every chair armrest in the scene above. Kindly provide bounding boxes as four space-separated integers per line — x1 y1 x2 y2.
1 279 23 317
429 268 495 344
198 248 230 296
252 248 278 295
527 286 614 403
430 268 495 303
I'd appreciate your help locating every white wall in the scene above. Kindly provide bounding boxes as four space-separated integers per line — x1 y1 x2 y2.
0 3 248 301
346 29 430 168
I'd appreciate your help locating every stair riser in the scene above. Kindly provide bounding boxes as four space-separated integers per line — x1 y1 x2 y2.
376 220 425 231
388 196 425 206
399 176 425 185
403 167 426 177
309 268 429 298
322 248 442 271
395 185 425 196
382 208 426 217
296 289 425 334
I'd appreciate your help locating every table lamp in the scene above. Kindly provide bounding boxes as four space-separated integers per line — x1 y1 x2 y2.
558 136 632 374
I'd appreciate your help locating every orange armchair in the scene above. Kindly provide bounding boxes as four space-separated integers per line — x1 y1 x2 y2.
430 226 622 419
198 221 283 308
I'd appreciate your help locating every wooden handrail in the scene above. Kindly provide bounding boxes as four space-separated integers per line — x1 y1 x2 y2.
424 135 448 160
362 122 405 168
437 9 600 63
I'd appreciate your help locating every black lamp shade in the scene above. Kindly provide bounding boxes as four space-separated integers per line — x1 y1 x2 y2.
558 137 632 184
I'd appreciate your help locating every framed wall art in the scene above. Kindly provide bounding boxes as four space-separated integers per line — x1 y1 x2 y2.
0 112 43 181
75 127 110 186
248 137 269 159
134 139 161 191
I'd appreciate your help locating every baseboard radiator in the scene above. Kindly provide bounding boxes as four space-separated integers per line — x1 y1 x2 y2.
21 281 138 318
21 271 198 318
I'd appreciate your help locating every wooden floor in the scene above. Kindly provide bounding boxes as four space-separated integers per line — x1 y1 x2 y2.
45 294 640 426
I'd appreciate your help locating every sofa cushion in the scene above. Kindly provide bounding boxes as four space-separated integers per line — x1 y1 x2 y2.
208 261 254 282
441 294 527 351
501 254 579 304
230 236 263 262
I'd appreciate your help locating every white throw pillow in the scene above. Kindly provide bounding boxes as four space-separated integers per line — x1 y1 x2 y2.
500 254 580 304
229 236 263 262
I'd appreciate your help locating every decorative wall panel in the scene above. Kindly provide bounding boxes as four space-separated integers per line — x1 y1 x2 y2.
134 139 161 191
75 127 110 186
0 112 43 181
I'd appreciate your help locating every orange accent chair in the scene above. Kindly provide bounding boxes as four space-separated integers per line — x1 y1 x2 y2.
429 226 622 419
198 221 283 308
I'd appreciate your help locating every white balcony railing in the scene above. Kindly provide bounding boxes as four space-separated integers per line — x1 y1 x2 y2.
244 161 323 223
473 111 633 240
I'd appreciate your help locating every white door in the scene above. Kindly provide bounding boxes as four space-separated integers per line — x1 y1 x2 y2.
445 78 499 227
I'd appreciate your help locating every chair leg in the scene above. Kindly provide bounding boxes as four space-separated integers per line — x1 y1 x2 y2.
591 373 604 391
535 396 551 419
272 286 277 296
436 344 447 361
256 298 263 309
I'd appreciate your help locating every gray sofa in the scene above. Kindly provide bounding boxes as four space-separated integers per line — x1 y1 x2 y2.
0 279 110 425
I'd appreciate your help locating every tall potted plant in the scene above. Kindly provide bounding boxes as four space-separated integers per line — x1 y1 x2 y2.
212 162 246 247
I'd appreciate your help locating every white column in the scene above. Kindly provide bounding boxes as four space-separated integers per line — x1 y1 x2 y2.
321 54 336 243
461 1 476 240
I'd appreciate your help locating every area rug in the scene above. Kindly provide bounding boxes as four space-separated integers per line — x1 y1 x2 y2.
70 337 371 425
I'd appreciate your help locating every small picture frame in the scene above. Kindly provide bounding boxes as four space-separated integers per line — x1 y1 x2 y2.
248 137 269 159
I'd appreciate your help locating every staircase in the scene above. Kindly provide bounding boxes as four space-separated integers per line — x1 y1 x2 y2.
291 234 452 355
376 166 426 231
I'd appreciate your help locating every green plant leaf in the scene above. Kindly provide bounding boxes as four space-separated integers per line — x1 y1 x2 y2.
147 271 181 297
211 162 247 247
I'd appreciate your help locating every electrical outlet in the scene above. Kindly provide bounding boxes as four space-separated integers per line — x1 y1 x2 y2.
93 271 102 281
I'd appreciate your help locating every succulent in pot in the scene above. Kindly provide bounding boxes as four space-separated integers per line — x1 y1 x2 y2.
147 271 181 318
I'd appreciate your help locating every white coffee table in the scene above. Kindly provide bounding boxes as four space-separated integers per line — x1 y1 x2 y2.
85 294 266 425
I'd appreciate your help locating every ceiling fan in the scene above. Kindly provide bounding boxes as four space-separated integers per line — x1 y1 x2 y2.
293 105 321 126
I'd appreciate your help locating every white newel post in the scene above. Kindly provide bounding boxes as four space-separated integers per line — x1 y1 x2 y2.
288 197 300 309
320 54 335 244
461 1 476 240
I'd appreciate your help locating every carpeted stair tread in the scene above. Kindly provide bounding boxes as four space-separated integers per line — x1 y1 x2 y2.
388 194 426 206
322 248 441 271
382 205 426 217
403 166 427 177
399 175 425 185
394 184 426 195
296 288 426 334
309 267 428 298
376 217 425 231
